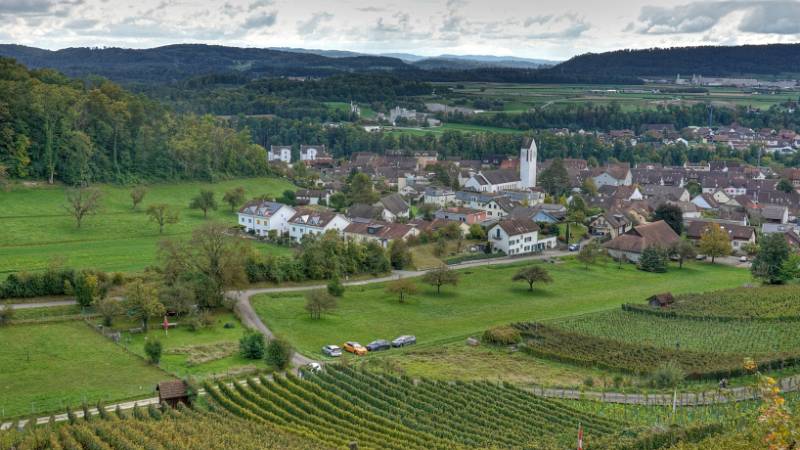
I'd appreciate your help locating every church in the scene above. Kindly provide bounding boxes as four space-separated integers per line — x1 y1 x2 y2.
464 137 537 193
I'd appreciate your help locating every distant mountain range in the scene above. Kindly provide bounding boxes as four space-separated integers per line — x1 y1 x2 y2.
1 42 798 86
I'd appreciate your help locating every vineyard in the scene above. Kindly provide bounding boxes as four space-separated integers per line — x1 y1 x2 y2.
514 322 800 380
622 285 800 321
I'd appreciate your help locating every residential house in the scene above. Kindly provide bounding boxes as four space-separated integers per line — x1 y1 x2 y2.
685 220 756 253
482 197 520 219
589 212 632 239
344 221 418 248
376 193 411 222
691 193 720 211
299 145 332 164
510 203 567 224
346 204 385 222
423 187 456 207
591 164 632 188
296 189 331 206
268 145 292 164
761 204 789 224
237 201 296 236
640 185 690 203
602 220 680 262
287 210 350 242
434 207 487 225
488 218 557 255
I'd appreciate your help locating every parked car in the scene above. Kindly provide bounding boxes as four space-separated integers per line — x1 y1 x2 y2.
305 362 322 373
366 339 391 352
391 335 417 347
696 254 707 261
343 341 368 356
568 244 580 252
322 345 342 357
739 255 748 263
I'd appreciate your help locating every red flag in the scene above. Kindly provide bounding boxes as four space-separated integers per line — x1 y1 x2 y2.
577 424 584 450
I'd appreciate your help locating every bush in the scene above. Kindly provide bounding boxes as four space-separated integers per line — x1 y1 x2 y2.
327 276 345 297
0 302 14 326
144 339 163 364
583 376 595 388
0 268 76 299
239 333 266 359
649 362 685 389
482 326 522 345
265 337 294 370
186 309 215 331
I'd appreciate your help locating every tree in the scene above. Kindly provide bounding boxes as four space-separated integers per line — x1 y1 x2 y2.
0 302 14 326
223 187 246 212
512 266 553 291
327 275 345 297
144 339 162 364
329 192 347 211
265 337 294 370
386 278 418 303
422 265 459 294
698 223 731 263
189 190 217 218
124 280 165 332
96 297 121 327
346 172 378 205
304 290 337 319
638 246 668 273
670 239 697 269
159 222 250 308
146 204 179 234
239 332 266 359
653 203 684 235
388 239 413 270
65 272 104 308
433 237 448 257
685 181 702 198
538 158 570 196
576 240 604 269
741 242 760 256
581 177 598 196
752 233 792 284
777 178 794 194
278 190 297 206
468 224 486 240
64 188 102 228
130 186 147 210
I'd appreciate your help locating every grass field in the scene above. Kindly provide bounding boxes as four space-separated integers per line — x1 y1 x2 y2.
252 258 750 358
0 177 294 276
118 311 266 379
0 321 168 419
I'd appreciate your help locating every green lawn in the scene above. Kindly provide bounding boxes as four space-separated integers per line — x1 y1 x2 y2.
0 321 168 419
252 259 750 358
118 311 266 379
0 177 294 275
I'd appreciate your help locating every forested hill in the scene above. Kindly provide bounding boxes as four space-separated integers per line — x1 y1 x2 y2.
0 44 414 83
551 43 800 78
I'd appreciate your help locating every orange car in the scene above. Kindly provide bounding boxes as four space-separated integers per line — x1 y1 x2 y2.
343 341 368 356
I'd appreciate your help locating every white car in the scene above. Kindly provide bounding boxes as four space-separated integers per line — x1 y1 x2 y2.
306 362 322 373
739 256 748 263
322 345 342 357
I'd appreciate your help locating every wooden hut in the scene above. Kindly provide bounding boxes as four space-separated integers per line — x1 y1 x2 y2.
157 380 190 408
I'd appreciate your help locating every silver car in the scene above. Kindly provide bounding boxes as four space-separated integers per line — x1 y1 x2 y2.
391 335 416 347
322 345 342 357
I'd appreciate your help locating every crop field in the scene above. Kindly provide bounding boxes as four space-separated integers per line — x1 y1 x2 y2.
0 321 168 419
624 285 800 320
253 259 749 358
552 309 800 354
205 367 627 448
432 82 799 113
0 177 294 276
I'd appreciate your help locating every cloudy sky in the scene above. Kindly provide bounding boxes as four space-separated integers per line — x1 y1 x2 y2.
1 0 799 60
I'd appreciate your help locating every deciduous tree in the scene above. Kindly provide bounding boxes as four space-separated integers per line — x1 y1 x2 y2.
422 265 459 294
146 203 179 234
698 223 731 263
130 185 147 210
304 290 337 319
64 188 102 228
124 280 165 332
189 190 217 218
576 240 604 269
512 266 553 291
653 203 684 235
752 233 792 284
386 278 418 303
669 238 697 269
223 187 246 212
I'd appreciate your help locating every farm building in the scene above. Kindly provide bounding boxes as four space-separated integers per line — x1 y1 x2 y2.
602 220 680 263
157 380 190 408
647 292 675 308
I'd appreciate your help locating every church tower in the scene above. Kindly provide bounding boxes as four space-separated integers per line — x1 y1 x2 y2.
520 137 537 189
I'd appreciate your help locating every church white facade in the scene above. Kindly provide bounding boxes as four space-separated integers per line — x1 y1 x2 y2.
464 137 537 193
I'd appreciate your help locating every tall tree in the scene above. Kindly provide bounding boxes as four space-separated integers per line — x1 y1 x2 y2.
512 266 553 291
189 190 217 218
422 265 459 294
304 290 337 319
386 278 418 303
751 233 792 284
777 178 794 194
223 187 246 212
130 186 147 210
653 203 684 235
64 188 102 229
538 158 570 196
388 239 413 270
124 280 165 332
346 172 379 205
698 223 731 263
146 203 180 234
670 238 697 269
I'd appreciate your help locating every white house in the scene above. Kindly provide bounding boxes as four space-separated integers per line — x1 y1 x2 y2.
464 138 538 193
375 193 410 222
268 145 292 164
591 165 632 188
287 210 350 242
300 145 329 162
343 221 419 248
237 201 296 236
423 187 456 207
488 218 557 256
482 197 520 219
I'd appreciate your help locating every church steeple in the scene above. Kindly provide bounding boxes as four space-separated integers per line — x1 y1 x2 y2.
520 137 537 189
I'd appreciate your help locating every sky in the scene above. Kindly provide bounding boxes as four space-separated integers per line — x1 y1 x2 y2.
1 0 800 60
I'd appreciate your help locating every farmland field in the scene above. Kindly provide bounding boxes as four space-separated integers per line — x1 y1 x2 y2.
253 258 749 358
0 321 168 419
0 177 294 276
